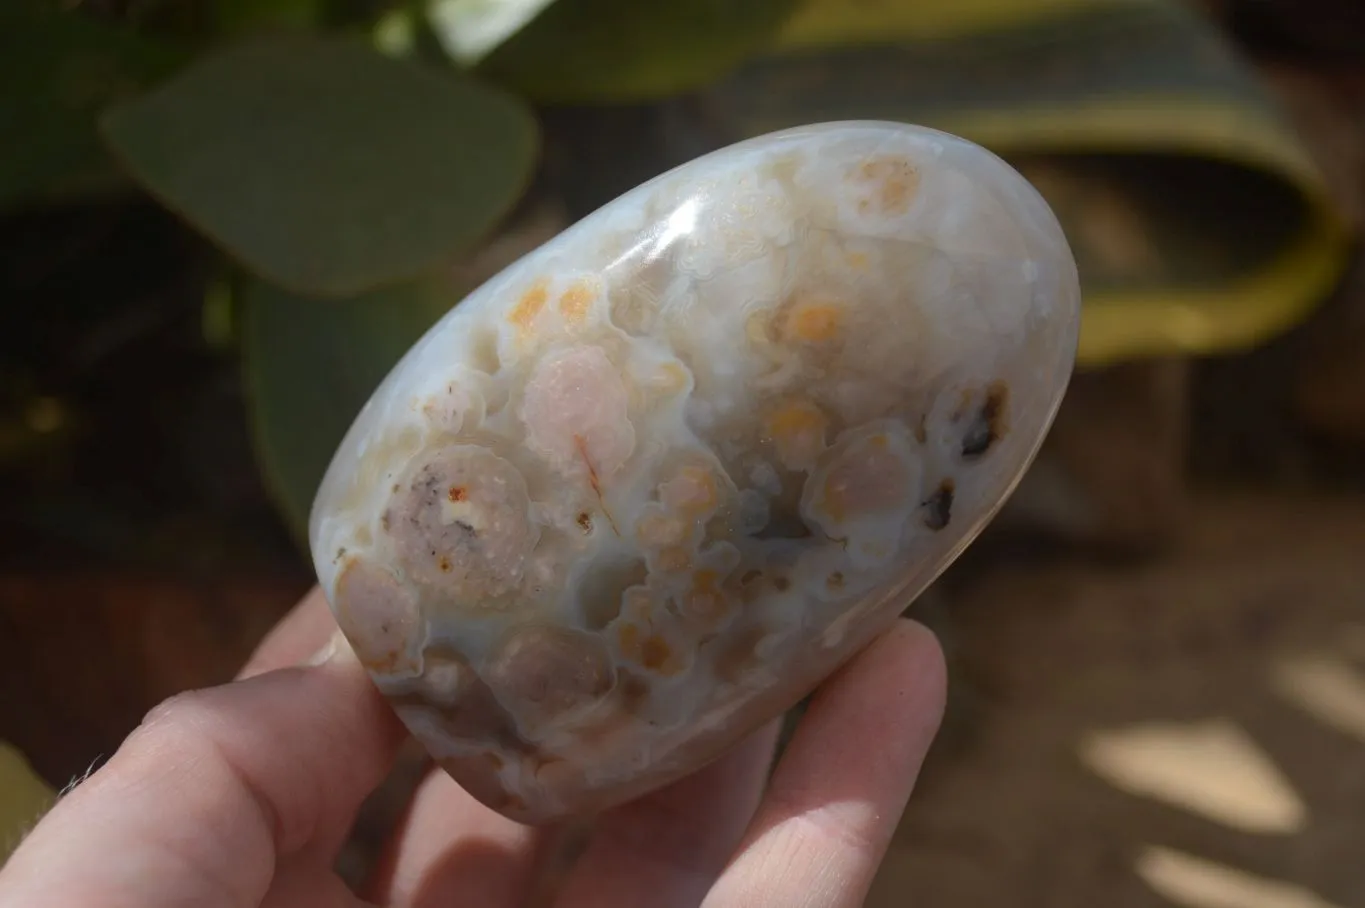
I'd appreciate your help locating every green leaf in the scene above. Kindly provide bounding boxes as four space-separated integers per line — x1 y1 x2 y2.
242 275 453 539
214 0 324 35
474 0 800 104
0 5 184 210
101 34 539 298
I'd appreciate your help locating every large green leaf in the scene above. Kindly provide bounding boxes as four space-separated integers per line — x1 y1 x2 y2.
242 275 452 539
101 34 539 297
0 5 183 210
474 0 800 104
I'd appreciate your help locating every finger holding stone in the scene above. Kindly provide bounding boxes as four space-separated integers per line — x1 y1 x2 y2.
0 640 406 908
702 620 947 908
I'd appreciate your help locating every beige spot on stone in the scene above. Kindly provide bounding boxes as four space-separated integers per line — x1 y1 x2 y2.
816 432 911 525
655 547 691 573
333 557 420 675
764 398 828 471
745 311 773 346
484 625 615 722
636 512 686 548
558 279 595 324
661 465 718 516
386 446 536 597
854 156 920 216
652 361 689 395
521 346 635 481
618 623 684 677
679 569 728 627
508 278 549 334
784 301 843 344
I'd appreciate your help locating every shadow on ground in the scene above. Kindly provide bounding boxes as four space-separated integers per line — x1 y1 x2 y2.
870 491 1365 908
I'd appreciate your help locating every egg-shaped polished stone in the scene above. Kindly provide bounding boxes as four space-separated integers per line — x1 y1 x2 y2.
309 121 1081 823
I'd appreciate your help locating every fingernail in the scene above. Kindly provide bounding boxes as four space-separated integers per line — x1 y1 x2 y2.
304 629 351 667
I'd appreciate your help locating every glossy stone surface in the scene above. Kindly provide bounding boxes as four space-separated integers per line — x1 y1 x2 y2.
309 121 1081 823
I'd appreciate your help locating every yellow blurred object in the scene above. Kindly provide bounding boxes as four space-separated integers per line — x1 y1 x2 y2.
945 101 1347 366
0 741 54 865
702 0 1353 367
779 0 1105 45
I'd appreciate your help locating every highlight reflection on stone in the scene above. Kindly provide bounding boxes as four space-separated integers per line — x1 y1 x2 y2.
310 121 1081 823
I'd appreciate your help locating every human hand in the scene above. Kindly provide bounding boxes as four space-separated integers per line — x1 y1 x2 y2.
0 585 946 908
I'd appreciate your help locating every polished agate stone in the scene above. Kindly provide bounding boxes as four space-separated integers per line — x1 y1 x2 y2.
309 121 1081 823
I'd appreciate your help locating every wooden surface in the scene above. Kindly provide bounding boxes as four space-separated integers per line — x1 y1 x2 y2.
0 571 308 787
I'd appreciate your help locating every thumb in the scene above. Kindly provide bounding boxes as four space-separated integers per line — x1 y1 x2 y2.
0 591 405 908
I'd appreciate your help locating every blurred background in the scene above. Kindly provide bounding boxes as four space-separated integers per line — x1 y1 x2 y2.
3 0 1365 904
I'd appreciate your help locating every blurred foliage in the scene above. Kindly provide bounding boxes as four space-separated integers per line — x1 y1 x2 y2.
1 0 1349 550
473 0 800 102
0 4 185 209
0 0 802 542
101 34 538 296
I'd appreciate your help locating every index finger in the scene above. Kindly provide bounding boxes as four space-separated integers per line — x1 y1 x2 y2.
0 588 406 908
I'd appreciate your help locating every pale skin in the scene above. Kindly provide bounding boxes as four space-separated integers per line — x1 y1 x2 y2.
0 586 947 908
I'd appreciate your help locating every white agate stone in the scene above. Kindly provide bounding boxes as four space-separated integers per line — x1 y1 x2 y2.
309 121 1080 823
